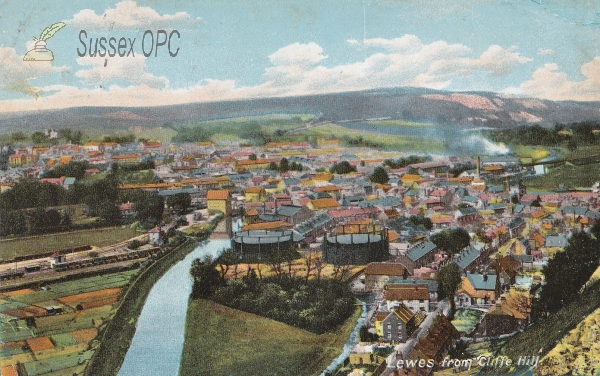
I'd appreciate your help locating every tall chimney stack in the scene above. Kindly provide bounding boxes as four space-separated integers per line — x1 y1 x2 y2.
476 156 481 180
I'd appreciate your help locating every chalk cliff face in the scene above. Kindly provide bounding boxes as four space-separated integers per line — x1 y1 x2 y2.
538 306 600 376
1 87 599 132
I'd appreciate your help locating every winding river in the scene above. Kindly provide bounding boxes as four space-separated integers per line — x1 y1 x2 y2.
117 239 230 376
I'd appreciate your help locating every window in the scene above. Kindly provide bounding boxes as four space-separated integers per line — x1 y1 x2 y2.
387 324 391 330
419 299 424 303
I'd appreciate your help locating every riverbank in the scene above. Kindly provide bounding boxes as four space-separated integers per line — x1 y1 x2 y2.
84 237 198 376
179 299 362 376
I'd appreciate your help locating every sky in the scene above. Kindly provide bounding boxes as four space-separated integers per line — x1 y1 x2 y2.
0 0 599 113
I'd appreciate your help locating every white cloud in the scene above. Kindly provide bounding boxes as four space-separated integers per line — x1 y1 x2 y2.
0 36 536 112
520 58 600 101
67 1 202 31
75 55 169 88
0 47 69 97
262 38 532 95
538 48 555 55
268 42 327 67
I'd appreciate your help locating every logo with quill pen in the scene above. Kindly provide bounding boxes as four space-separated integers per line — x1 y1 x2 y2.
23 22 66 61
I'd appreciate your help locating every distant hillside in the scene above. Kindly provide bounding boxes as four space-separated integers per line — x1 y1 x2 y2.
0 88 599 133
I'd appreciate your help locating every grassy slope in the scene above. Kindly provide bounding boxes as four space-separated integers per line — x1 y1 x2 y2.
180 299 362 376
524 163 600 191
498 279 600 367
0 227 139 260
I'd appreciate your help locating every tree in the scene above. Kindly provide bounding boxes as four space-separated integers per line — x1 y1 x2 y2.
0 209 27 236
431 228 471 256
511 194 519 205
279 158 289 173
438 263 462 300
190 256 224 298
249 153 257 161
330 161 356 174
135 192 165 225
166 193 191 213
370 166 389 184
533 231 600 318
31 131 47 145
216 248 239 279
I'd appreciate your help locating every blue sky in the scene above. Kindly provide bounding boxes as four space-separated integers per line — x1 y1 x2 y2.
1 0 599 113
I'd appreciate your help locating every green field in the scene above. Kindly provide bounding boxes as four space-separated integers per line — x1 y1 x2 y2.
301 124 446 153
0 227 139 261
524 163 600 191
179 299 362 376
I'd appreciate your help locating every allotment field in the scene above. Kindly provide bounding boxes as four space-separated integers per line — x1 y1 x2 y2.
0 227 139 261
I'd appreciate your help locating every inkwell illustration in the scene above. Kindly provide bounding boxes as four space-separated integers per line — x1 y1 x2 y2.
23 22 66 61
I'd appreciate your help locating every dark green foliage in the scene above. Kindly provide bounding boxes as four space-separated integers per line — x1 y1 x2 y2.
207 276 356 334
448 339 469 359
533 231 600 318
249 153 257 161
279 157 289 172
343 136 382 148
268 158 303 172
330 161 357 174
0 179 67 210
383 155 430 169
190 256 225 298
171 126 212 143
409 215 433 230
489 121 600 148
239 122 271 145
112 160 155 172
359 326 379 342
166 192 191 213
430 228 470 255
43 161 89 180
511 194 519 205
489 125 560 146
120 189 164 225
31 131 47 145
103 133 136 145
0 209 27 236
438 263 462 300
128 239 143 249
215 248 240 278
58 129 83 144
370 166 389 184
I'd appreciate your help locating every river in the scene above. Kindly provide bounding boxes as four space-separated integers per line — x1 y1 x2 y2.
117 239 230 376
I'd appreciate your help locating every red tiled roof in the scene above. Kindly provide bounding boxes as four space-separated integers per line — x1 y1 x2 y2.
207 190 230 200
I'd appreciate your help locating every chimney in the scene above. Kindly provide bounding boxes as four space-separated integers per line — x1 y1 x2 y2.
476 156 481 179
483 274 488 282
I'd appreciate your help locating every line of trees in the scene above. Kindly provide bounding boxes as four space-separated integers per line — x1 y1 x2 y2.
190 254 356 334
383 155 430 169
0 171 167 237
268 157 303 172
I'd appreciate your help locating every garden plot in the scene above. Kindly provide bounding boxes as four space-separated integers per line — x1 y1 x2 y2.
452 309 484 334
